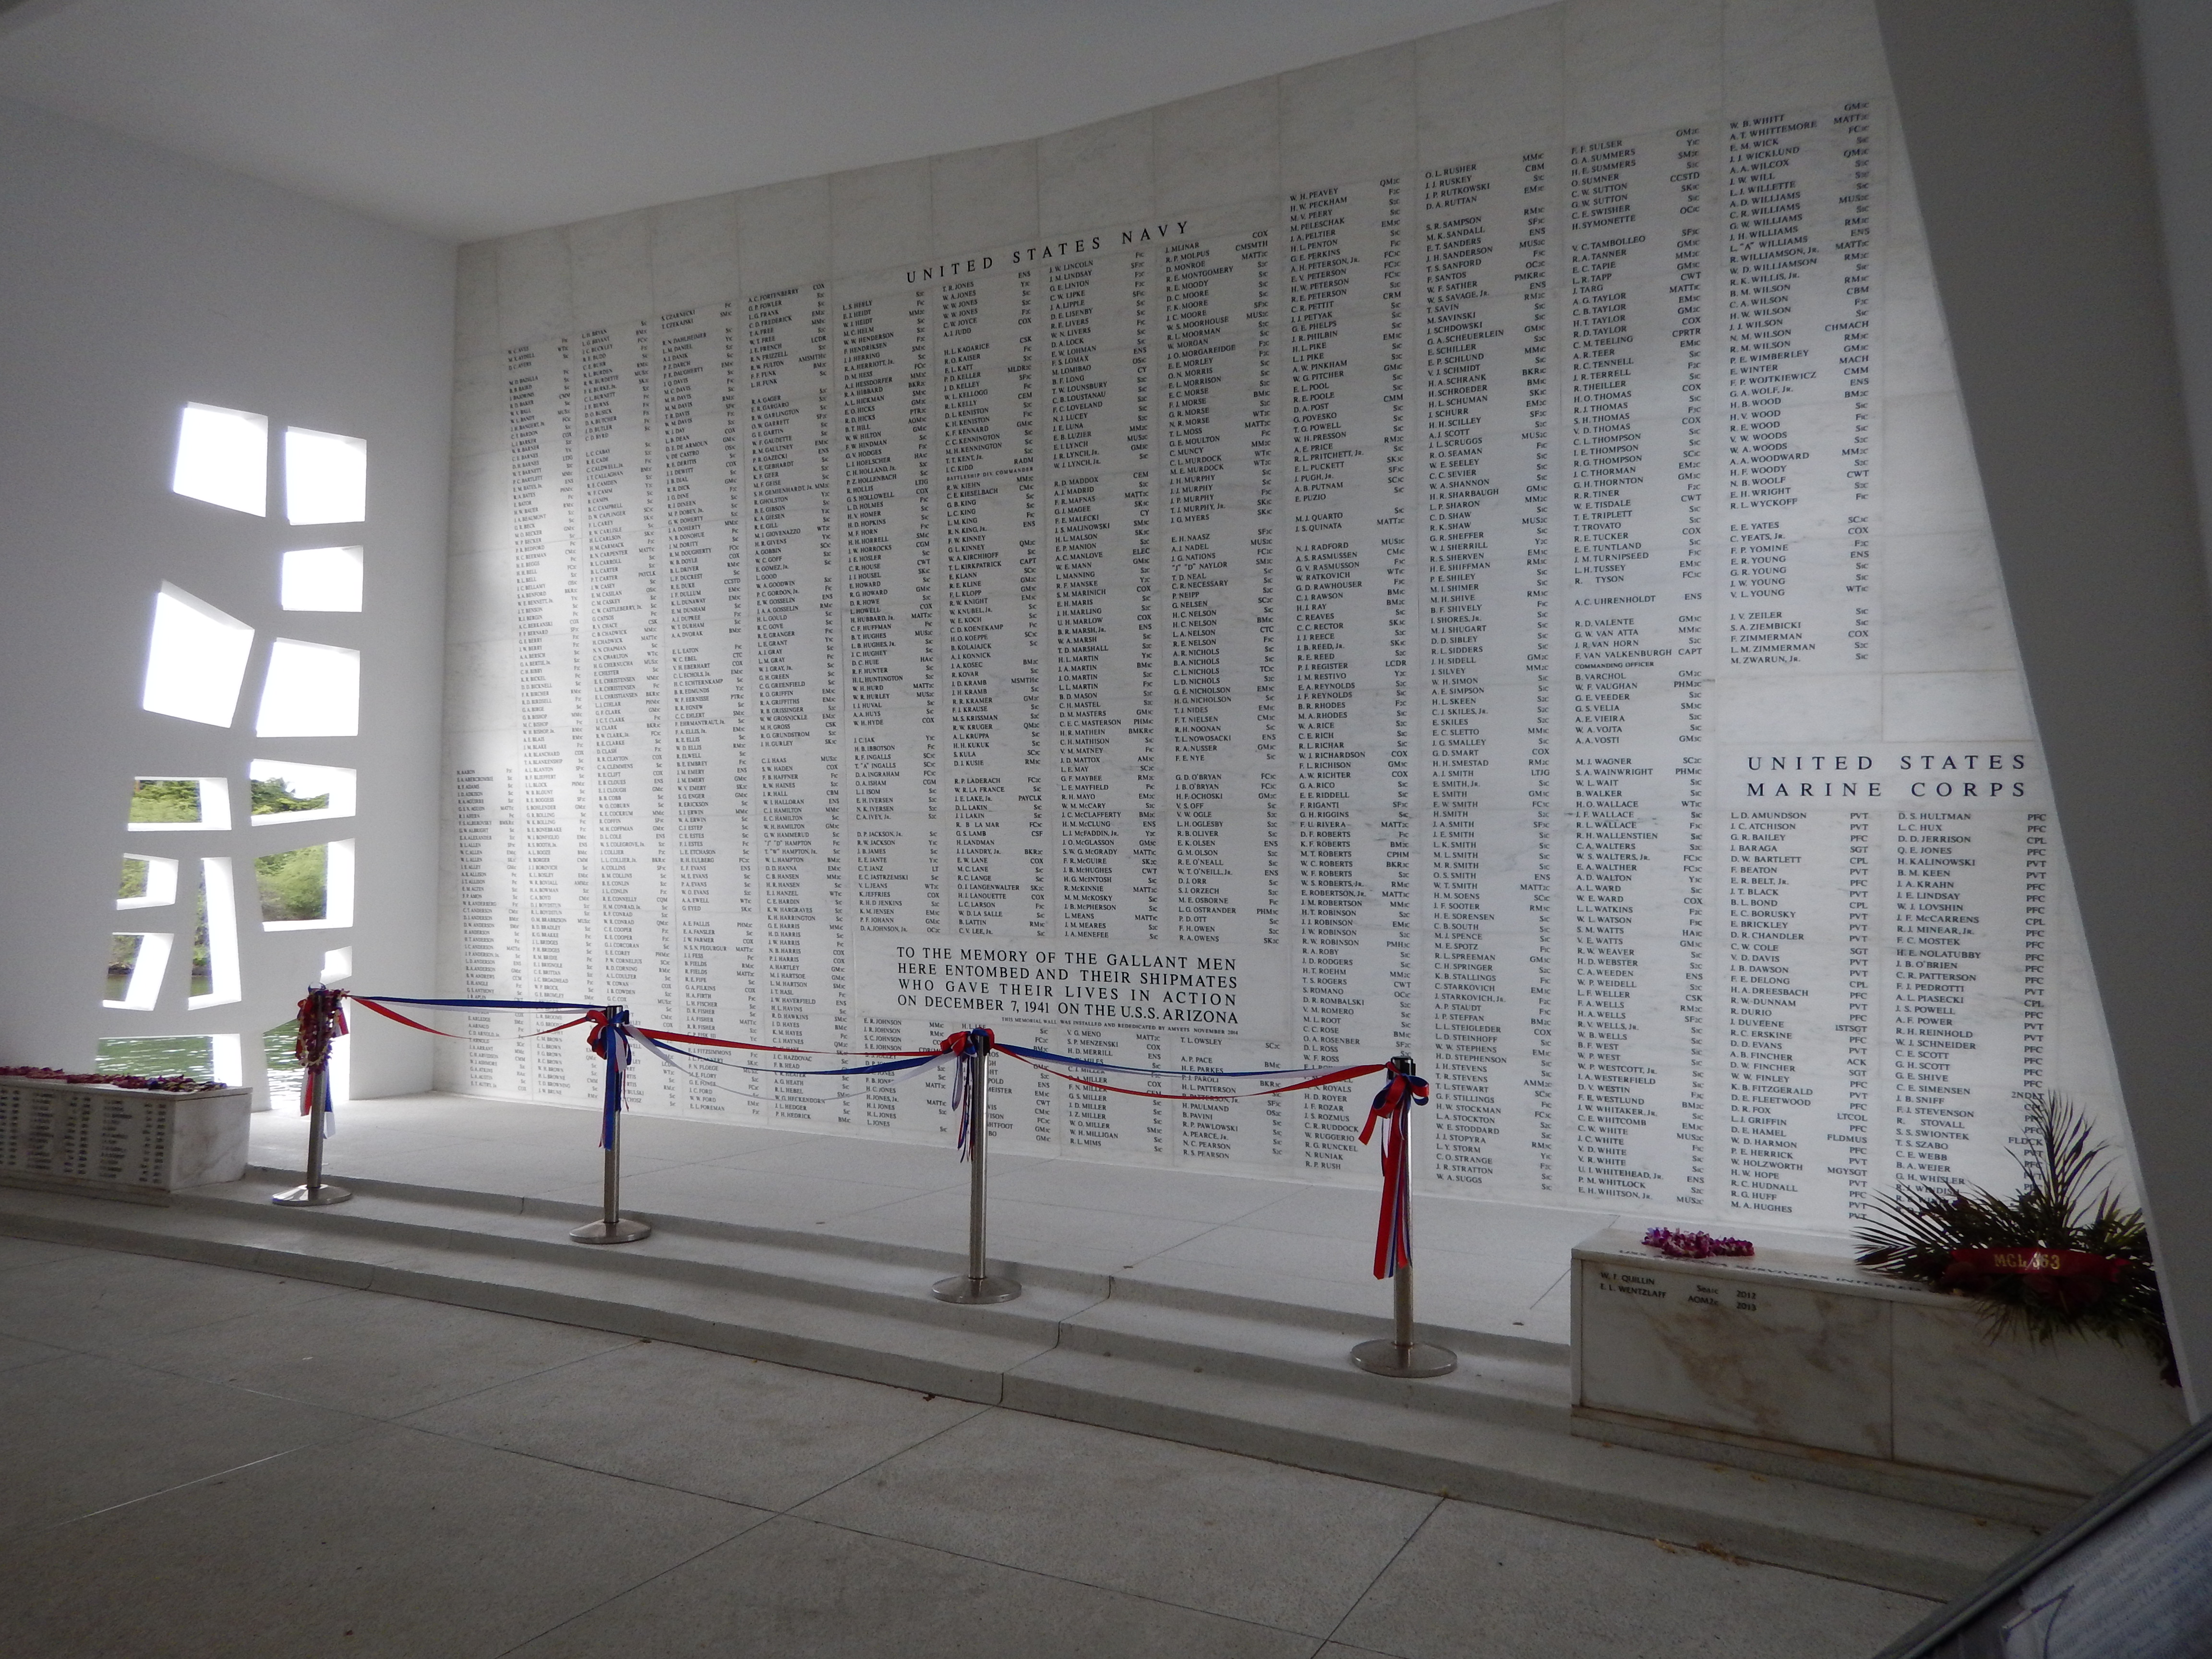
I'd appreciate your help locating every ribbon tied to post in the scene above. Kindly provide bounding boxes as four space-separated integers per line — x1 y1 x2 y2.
1359 1061 1428 1280
940 1026 994 1159
582 1006 634 1149
293 985 350 1136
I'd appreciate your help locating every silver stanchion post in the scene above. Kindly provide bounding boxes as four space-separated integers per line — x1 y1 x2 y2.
1350 1054 1455 1379
274 985 350 1207
933 1027 1020 1304
571 1005 651 1245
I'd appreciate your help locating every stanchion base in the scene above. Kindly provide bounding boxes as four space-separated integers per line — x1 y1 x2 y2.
1349 1338 1458 1379
931 1273 1022 1305
569 1216 653 1245
271 1182 350 1207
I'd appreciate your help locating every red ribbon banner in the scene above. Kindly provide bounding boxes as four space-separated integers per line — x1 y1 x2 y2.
1358 1066 1426 1280
1940 1246 2128 1313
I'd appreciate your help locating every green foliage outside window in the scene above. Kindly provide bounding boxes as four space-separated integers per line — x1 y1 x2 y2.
250 775 330 816
255 844 328 922
128 778 201 823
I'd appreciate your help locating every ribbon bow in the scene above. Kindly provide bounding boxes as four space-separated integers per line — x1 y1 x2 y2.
941 1027 994 1159
1358 1061 1427 1279
294 985 349 1134
583 1007 631 1149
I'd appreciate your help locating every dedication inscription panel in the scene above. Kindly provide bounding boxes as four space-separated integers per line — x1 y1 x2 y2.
451 100 2116 1230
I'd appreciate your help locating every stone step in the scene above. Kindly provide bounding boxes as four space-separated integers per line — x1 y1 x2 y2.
0 1175 2038 1599
1001 1346 2025 1601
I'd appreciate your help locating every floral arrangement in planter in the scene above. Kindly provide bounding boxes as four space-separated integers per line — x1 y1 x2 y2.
1856 1092 2175 1384
0 1065 224 1094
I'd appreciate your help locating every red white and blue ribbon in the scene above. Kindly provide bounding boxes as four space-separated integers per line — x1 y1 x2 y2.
1359 1063 1427 1280
294 984 349 1139
942 1027 993 1159
994 1041 1387 1102
583 1006 633 1149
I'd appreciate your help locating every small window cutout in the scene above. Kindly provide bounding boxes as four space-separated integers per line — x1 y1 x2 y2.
103 931 173 1010
187 858 242 1009
172 403 267 516
93 1033 244 1086
264 1019 304 1112
283 428 367 525
127 777 233 831
256 838 353 930
320 945 353 982
255 639 360 736
280 545 364 612
117 855 179 909
249 760 355 824
142 582 254 726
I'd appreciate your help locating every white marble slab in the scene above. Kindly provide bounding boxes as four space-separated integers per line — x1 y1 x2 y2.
1573 1226 2186 1509
0 1081 250 1201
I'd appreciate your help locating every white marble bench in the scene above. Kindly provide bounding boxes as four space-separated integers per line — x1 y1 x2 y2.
1571 1226 2186 1525
0 1078 250 1202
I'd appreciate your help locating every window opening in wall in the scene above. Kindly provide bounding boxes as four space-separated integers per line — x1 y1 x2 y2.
141 583 254 726
93 1033 243 1086
171 403 267 516
126 777 231 831
280 545 364 612
254 639 360 736
255 839 353 930
116 855 179 909
283 428 367 525
249 760 354 824
187 859 242 1009
320 946 353 981
263 1019 303 1112
103 932 172 1010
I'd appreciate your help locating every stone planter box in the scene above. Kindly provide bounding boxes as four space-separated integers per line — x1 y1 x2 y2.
1571 1226 2186 1525
0 1077 250 1202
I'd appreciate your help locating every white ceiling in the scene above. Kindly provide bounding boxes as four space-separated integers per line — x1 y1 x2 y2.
0 0 1546 242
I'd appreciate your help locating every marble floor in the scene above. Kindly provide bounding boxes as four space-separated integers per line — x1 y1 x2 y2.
251 1093 1854 1347
0 1234 1937 1658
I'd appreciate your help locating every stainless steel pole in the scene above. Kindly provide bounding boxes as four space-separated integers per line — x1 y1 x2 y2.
571 1010 651 1244
933 1033 1019 1303
1350 1053 1455 1378
274 990 349 1207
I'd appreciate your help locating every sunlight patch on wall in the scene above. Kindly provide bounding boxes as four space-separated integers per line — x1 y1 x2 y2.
254 638 360 736
141 582 253 726
283 428 367 525
171 403 266 516
280 545 364 611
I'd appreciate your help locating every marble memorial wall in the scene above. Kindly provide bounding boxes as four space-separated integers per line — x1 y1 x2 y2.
442 2 2128 1233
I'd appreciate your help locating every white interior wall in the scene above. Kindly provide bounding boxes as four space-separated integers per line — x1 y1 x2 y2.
0 96 454 1100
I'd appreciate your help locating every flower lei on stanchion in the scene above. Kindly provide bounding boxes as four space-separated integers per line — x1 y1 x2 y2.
295 984 349 1137
1358 1061 1427 1280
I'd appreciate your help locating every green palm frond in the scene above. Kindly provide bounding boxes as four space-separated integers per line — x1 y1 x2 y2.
1856 1093 2174 1383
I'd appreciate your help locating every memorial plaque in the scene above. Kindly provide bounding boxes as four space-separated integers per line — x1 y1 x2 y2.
445 84 2124 1230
